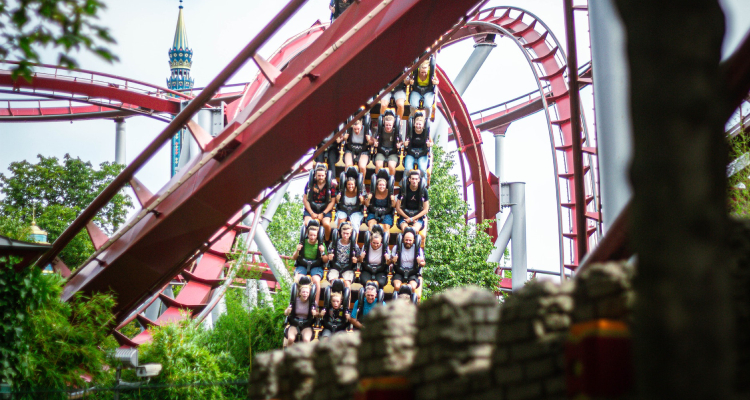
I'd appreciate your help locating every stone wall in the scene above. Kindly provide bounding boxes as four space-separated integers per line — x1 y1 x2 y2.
277 342 317 400
249 349 284 400
357 300 418 378
249 262 637 400
312 332 360 400
410 287 499 400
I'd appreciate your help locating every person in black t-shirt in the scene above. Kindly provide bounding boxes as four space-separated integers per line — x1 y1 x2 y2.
396 170 429 232
319 292 350 339
303 165 336 241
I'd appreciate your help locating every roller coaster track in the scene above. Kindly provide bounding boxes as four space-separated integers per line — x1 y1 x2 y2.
49 0 485 327
437 6 601 271
2 1 606 346
0 61 244 122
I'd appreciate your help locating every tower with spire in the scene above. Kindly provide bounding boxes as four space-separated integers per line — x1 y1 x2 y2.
168 0 194 176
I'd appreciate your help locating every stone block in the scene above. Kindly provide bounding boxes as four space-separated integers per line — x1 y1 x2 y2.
494 346 510 364
543 376 566 396
506 382 542 400
523 356 555 380
494 363 524 385
510 341 549 361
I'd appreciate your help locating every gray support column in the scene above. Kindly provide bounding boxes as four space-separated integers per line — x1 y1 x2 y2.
255 223 292 285
508 182 527 292
261 181 292 229
114 118 126 165
589 0 632 227
487 212 513 263
433 39 497 146
494 133 505 185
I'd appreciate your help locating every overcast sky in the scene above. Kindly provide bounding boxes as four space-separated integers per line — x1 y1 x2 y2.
1 0 749 274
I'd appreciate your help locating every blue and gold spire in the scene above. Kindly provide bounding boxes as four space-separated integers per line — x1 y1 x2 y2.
167 0 193 92
168 0 194 176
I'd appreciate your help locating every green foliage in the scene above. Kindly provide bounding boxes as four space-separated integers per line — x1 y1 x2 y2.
0 154 133 268
729 129 750 217
422 145 499 298
200 289 252 379
0 258 117 393
265 193 304 257
17 283 118 392
246 283 290 354
0 0 118 80
136 318 233 400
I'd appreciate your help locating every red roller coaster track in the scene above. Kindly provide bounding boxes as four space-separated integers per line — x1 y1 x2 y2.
50 0 486 324
1 1 608 345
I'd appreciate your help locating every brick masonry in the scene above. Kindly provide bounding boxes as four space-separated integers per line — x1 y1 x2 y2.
248 262 637 400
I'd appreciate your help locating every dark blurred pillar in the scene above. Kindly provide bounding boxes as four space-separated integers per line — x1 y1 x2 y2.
613 0 734 398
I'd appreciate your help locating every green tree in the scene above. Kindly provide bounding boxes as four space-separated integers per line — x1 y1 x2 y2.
422 145 499 298
1 258 118 394
0 0 118 79
0 154 133 268
136 318 233 400
265 193 304 257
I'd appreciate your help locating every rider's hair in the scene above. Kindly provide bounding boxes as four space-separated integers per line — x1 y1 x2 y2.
308 225 319 233
331 292 342 302
409 170 421 179
371 232 382 242
384 115 395 123
340 223 352 232
376 178 387 188
420 60 430 69
346 177 356 186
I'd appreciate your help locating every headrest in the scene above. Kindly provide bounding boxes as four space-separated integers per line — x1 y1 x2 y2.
345 166 359 179
398 285 413 296
402 226 417 238
375 168 390 181
365 281 379 291
299 276 312 286
412 110 426 120
331 279 345 293
307 219 321 229
383 109 397 119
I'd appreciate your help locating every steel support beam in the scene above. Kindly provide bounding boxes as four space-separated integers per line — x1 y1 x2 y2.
487 212 512 263
254 223 292 285
589 0 632 227
115 118 126 165
434 38 497 146
261 180 292 229
508 182 527 292
564 0 588 261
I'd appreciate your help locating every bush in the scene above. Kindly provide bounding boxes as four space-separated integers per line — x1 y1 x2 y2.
422 145 500 298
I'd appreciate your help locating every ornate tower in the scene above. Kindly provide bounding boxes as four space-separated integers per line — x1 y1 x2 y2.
168 0 194 176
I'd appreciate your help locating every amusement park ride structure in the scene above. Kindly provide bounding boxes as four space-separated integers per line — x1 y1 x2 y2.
0 0 606 346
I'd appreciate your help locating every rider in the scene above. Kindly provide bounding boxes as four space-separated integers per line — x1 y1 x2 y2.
335 175 365 231
396 170 429 233
349 282 385 329
359 227 390 290
407 58 439 121
365 177 396 232
391 229 425 293
380 75 409 120
403 112 433 175
344 117 371 174
329 0 352 21
284 278 317 345
303 164 336 241
292 224 327 306
373 111 401 176
315 132 339 175
326 222 360 287
319 292 350 339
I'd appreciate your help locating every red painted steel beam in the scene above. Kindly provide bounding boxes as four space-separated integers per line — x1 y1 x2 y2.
564 0 588 261
61 0 484 321
0 72 182 114
435 65 500 236
37 0 311 271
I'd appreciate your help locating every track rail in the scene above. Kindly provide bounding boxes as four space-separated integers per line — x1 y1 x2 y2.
58 0 485 323
438 6 601 271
